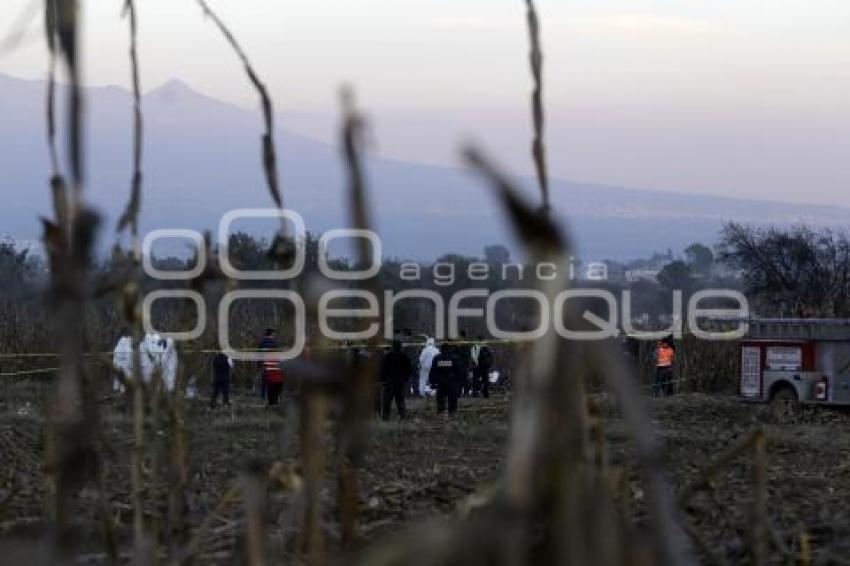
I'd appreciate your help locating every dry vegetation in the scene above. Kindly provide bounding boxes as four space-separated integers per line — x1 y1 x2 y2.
2 388 849 565
0 1 844 565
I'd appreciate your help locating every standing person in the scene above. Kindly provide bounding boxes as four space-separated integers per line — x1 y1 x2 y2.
473 342 493 398
210 351 233 408
456 331 472 396
470 339 480 396
345 342 381 417
380 339 411 420
428 344 464 417
264 351 285 406
418 337 440 397
653 336 675 397
622 335 641 377
257 328 278 399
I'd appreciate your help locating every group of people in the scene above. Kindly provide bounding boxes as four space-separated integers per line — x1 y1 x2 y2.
208 328 497 419
379 336 494 420
208 327 285 409
208 329 676 413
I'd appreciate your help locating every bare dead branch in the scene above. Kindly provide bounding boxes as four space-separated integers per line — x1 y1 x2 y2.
677 430 760 506
241 462 268 566
54 0 83 196
178 480 241 564
45 0 60 177
336 88 381 550
117 0 143 242
463 145 694 565
0 0 41 54
525 0 549 213
299 395 327 566
750 429 767 566
41 4 105 561
195 0 283 212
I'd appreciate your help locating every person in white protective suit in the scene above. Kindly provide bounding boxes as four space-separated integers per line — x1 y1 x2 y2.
112 334 179 392
418 337 440 397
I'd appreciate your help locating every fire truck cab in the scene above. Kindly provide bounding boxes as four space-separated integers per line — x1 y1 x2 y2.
739 319 850 406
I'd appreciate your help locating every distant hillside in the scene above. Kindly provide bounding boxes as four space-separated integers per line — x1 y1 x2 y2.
2 72 848 261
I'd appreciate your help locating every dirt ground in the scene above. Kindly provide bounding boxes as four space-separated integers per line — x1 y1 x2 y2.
1 390 849 563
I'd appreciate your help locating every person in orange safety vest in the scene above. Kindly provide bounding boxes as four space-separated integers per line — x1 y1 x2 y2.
653 337 675 397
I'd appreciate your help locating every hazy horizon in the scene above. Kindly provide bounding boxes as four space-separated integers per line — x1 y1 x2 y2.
3 0 850 207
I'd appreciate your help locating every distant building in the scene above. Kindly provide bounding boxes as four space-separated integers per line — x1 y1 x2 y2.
624 250 676 283
585 262 609 281
627 250 674 272
711 263 745 280
602 260 627 282
625 269 660 283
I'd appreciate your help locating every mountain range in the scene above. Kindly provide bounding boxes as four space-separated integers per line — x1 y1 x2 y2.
2 71 848 262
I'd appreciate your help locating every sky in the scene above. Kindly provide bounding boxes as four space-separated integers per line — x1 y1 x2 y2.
2 0 850 205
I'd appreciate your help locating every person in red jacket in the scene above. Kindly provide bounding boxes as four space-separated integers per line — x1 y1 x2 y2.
263 352 285 406
256 327 279 400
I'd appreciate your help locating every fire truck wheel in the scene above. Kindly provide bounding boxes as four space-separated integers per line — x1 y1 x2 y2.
769 386 800 423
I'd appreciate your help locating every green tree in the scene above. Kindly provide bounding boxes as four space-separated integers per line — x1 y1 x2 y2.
720 223 850 316
684 243 714 276
657 260 693 292
484 244 510 265
226 231 268 271
0 240 32 288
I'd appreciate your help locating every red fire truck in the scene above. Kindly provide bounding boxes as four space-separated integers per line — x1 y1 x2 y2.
738 319 850 415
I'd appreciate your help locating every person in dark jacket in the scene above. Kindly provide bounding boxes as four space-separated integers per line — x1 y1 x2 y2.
428 344 464 416
455 332 472 396
472 342 493 398
210 352 232 408
380 339 411 420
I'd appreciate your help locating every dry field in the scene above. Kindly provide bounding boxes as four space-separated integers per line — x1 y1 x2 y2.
1 388 848 564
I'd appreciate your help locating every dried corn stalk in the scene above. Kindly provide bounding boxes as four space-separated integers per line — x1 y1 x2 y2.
335 89 382 550
41 0 104 558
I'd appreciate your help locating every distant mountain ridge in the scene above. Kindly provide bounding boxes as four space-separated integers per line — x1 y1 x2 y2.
1 71 847 261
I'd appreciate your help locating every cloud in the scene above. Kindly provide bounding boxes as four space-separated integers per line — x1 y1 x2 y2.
563 14 723 36
427 11 722 37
